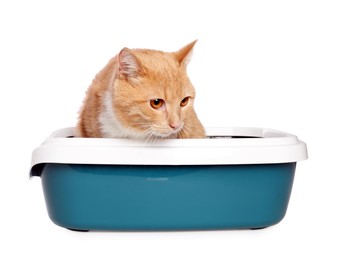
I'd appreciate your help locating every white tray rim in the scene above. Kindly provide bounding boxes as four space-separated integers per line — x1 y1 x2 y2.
30 127 308 176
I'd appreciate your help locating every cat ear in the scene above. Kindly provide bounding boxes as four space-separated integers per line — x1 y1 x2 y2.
118 48 143 79
173 40 197 66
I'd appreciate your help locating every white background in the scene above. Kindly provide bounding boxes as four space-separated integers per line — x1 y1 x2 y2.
1 0 340 259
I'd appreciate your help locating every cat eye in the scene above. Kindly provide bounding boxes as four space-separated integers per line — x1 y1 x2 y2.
180 97 190 107
150 99 164 109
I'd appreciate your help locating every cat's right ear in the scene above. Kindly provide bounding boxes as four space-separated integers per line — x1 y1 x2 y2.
118 48 144 80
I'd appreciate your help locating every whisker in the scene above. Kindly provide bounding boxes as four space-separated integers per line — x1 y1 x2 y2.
137 129 152 142
143 129 156 145
179 124 190 139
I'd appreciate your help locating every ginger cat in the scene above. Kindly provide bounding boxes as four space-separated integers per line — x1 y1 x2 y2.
76 41 205 140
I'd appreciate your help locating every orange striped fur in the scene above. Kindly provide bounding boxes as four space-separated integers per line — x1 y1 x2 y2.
76 41 205 140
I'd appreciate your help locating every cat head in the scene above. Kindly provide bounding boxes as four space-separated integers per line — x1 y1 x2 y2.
110 41 199 139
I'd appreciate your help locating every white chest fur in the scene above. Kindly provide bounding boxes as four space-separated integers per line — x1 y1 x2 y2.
99 90 137 138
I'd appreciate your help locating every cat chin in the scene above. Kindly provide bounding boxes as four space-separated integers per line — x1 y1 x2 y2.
147 122 185 139
147 129 181 139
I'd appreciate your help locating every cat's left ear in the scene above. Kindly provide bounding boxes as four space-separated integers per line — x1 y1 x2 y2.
173 40 197 66
118 48 144 80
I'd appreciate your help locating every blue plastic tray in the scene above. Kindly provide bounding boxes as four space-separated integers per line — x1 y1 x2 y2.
30 127 307 231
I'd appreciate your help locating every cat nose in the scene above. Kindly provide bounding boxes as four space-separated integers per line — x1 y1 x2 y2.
169 122 182 130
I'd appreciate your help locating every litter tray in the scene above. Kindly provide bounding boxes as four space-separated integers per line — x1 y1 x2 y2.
30 127 307 231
